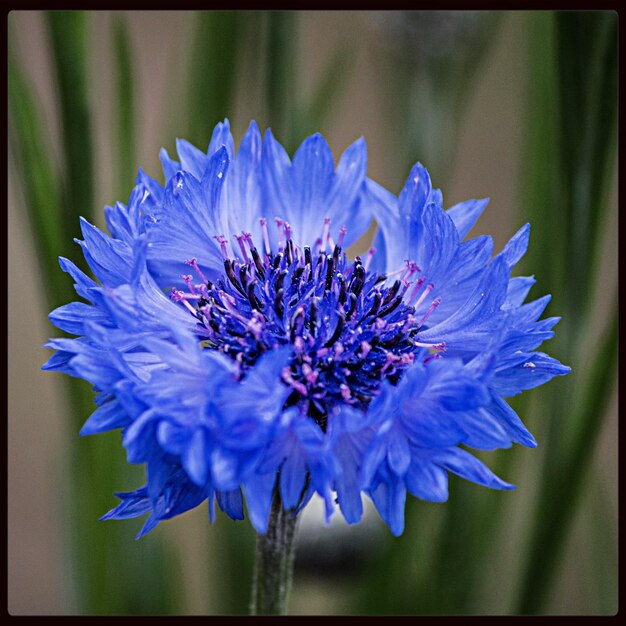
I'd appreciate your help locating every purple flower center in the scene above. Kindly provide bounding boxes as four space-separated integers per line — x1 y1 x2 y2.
171 217 445 428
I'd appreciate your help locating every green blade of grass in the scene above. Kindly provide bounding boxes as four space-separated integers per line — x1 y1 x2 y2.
46 11 94 232
514 11 617 615
186 11 242 147
516 300 617 613
586 475 618 615
290 46 356 143
11 16 180 613
556 12 617 333
264 11 297 150
8 52 69 310
113 15 136 197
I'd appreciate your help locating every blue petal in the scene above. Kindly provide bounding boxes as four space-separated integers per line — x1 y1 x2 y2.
58 256 99 303
159 147 180 182
176 138 207 179
369 471 406 537
76 218 134 286
182 428 210 486
216 347 292 434
406 458 449 502
334 428 372 524
146 154 230 284
216 488 245 520
280 452 307 510
504 276 536 309
49 301 109 336
492 352 571 396
147 455 173 501
386 428 411 477
100 488 152 521
219 120 264 241
243 472 277 534
446 198 490 239
369 162 432 273
498 223 530 269
209 447 240 491
429 447 515 491
485 392 537 448
325 136 370 248
262 130 371 248
80 398 131 435
136 167 164 204
136 514 161 539
207 118 235 158
419 255 509 354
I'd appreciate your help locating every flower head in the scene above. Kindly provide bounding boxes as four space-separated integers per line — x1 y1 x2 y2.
44 120 569 537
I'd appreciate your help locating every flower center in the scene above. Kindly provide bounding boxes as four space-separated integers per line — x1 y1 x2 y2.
171 217 445 428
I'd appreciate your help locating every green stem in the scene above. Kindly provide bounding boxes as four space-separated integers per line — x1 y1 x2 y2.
250 487 299 615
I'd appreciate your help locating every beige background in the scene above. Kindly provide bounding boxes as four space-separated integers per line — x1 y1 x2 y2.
8 10 617 614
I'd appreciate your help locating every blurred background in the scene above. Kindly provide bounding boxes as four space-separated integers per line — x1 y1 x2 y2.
8 10 617 615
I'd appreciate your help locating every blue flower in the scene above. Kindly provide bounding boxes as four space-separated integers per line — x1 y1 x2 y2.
44 120 569 538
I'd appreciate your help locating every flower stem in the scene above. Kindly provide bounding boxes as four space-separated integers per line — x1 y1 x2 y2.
250 486 299 615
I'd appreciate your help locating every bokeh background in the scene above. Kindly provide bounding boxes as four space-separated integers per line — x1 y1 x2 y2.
8 10 617 615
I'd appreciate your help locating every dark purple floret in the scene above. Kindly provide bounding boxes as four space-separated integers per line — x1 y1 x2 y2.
171 218 446 427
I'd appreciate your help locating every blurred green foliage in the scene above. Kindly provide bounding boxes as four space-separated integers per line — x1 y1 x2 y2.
9 10 616 615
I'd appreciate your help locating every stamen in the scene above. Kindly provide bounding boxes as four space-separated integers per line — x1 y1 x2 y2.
181 274 197 294
320 217 331 253
386 263 408 279
340 384 351 401
282 367 308 396
185 258 208 283
170 289 199 316
213 235 229 259
417 297 441 328
324 255 335 292
381 280 401 306
381 352 399 374
235 235 250 263
337 225 347 248
250 246 266 278
247 281 262 310
412 341 446 351
259 218 272 256
272 253 283 271
224 260 246 296
324 311 346 347
412 281 433 310
424 353 443 364
364 247 376 271
402 261 420 282
275 217 285 251
302 363 319 385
